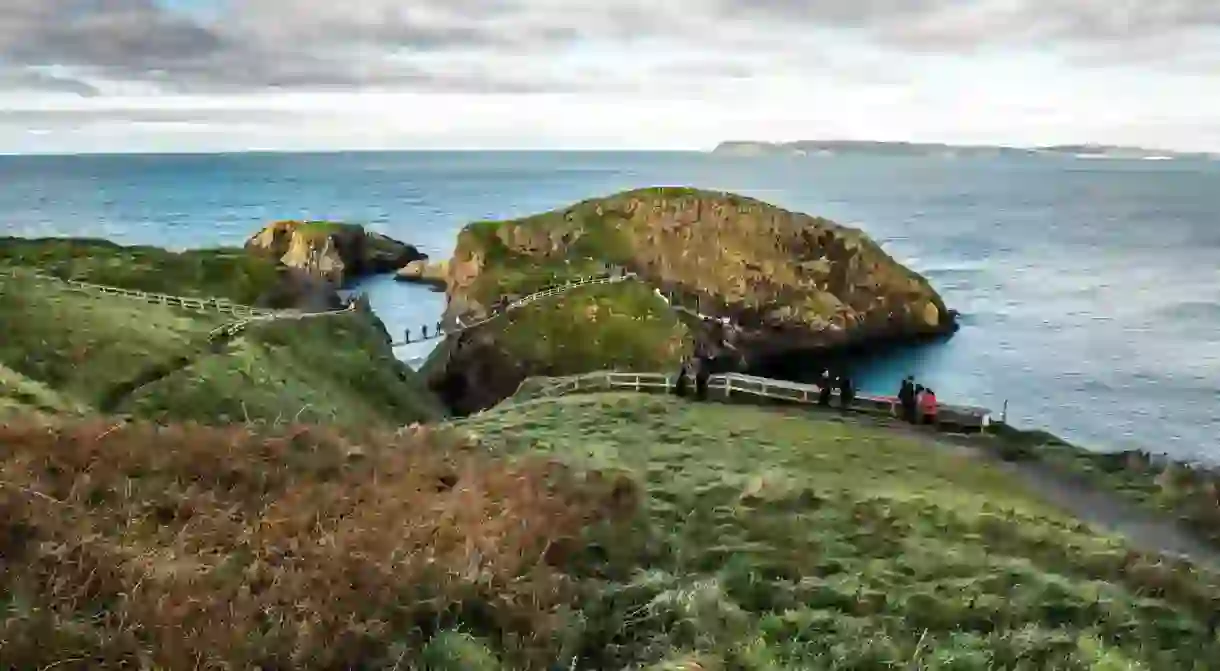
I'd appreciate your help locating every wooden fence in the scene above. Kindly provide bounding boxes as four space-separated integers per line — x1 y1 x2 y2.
0 266 277 319
505 370 994 432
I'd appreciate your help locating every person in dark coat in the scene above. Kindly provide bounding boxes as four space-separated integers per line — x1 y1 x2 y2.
817 369 833 407
694 357 710 401
403 327 411 343
674 359 690 398
422 324 429 339
839 375 856 412
898 376 916 423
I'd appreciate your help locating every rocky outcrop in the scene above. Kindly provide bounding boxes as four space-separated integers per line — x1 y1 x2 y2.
426 187 957 414
245 221 426 286
394 259 448 290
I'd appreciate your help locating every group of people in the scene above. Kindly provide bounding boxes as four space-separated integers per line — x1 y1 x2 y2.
673 356 711 400
897 375 939 425
402 321 446 344
815 369 856 411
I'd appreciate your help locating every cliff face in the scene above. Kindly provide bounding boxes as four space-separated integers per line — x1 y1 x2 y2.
246 221 426 286
427 187 955 414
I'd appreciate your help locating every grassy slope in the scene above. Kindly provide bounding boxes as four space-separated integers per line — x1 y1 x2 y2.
6 396 1218 669
0 237 279 304
123 311 445 427
0 241 443 428
458 394 1220 669
491 282 691 374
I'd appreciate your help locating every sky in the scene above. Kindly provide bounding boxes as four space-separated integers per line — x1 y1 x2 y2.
3 0 1220 153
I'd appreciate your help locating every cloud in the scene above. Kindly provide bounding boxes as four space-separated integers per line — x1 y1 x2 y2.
3 0 1218 97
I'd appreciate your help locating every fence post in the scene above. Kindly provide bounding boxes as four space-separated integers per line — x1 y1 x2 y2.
634 374 641 392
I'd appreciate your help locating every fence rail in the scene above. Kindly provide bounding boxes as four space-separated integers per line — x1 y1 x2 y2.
504 370 993 431
1 266 278 319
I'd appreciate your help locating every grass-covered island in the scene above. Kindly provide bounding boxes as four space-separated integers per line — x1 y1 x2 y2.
3 193 1220 670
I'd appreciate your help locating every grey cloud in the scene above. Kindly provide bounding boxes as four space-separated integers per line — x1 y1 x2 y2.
0 109 299 128
2 0 1220 96
0 68 100 96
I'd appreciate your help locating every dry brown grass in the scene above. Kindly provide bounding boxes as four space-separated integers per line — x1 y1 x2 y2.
0 419 641 670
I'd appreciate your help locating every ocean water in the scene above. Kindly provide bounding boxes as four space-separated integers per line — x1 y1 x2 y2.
1 151 1218 463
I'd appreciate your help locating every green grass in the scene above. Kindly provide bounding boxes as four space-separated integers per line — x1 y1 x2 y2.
0 237 280 304
0 273 225 409
123 310 445 429
291 221 363 241
449 393 1220 669
490 283 691 374
0 256 444 428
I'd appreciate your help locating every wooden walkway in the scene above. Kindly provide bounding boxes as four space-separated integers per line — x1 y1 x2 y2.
505 370 994 431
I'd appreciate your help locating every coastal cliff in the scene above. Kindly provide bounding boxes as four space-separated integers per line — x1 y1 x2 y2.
426 187 955 413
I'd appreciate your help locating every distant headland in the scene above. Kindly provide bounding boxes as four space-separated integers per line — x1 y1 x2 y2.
711 140 1219 161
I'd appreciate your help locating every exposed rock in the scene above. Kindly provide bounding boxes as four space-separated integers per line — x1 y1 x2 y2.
394 259 448 290
245 220 426 286
425 187 957 414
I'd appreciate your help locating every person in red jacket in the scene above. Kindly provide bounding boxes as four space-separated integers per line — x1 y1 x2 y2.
920 388 939 426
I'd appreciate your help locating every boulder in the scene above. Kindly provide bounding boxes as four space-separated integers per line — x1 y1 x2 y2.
394 259 449 290
245 220 426 286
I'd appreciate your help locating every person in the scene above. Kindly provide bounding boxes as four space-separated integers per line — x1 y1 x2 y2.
817 369 833 407
920 388 939 426
674 359 690 398
436 320 444 335
694 357 710 401
898 376 916 423
403 327 411 343
422 324 429 339
839 375 855 412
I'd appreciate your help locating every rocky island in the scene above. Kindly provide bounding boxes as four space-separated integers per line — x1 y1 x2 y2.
423 187 955 414
4 212 1220 670
245 219 427 286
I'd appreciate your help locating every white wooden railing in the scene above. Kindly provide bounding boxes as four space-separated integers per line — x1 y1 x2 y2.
0 266 278 319
501 370 993 429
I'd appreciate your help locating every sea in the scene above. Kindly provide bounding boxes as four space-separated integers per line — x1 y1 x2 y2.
1 151 1218 464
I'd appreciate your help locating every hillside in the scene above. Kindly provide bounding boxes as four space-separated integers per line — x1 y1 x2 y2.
0 238 444 428
427 187 954 413
5 395 1219 669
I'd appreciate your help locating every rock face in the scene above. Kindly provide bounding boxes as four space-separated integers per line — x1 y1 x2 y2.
394 259 448 290
426 187 956 414
245 221 426 286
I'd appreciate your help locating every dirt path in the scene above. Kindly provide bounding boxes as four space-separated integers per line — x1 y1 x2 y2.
816 410 1220 571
